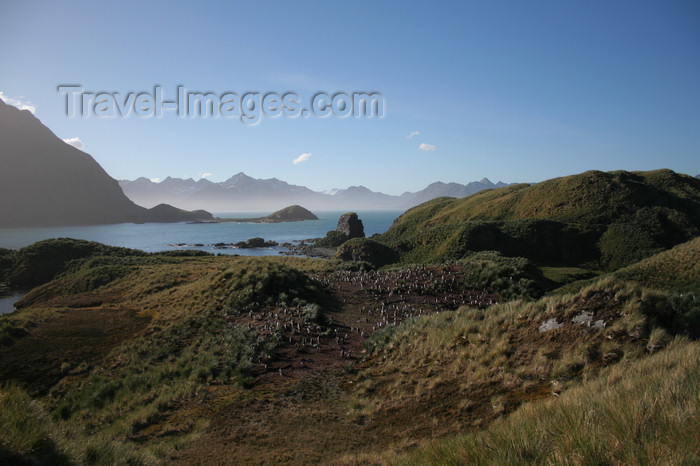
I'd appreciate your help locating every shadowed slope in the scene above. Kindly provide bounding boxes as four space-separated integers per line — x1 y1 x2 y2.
0 100 212 227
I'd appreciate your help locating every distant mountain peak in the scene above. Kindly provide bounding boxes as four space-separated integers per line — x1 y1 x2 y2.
119 172 517 211
345 185 371 193
230 172 252 180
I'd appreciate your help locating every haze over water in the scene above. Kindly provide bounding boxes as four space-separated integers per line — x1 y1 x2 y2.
0 210 402 255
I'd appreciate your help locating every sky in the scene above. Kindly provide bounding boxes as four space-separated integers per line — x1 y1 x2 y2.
1 0 698 195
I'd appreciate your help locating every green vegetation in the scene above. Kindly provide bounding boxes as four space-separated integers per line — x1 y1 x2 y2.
51 309 270 434
1 198 698 464
353 274 698 428
315 229 349 247
613 236 700 291
379 170 700 270
205 258 323 312
457 251 549 300
0 250 335 462
1 382 153 465
0 383 71 465
7 238 147 288
539 266 599 287
15 247 212 309
392 338 699 465
260 204 318 222
0 248 14 286
335 237 399 267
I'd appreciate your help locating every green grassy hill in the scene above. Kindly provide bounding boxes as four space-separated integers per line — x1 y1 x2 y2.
0 232 698 464
379 169 700 269
612 236 700 292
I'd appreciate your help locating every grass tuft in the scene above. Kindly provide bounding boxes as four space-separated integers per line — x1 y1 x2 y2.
393 339 700 465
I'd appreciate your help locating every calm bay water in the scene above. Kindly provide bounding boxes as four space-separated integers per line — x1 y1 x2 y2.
0 292 25 315
0 210 403 256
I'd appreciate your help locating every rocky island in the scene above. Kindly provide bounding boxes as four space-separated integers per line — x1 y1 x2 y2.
215 205 318 223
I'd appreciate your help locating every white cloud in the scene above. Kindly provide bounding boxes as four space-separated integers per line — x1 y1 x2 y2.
293 152 312 165
418 143 436 152
149 178 161 183
407 131 420 139
62 137 85 151
0 91 36 114
199 172 213 179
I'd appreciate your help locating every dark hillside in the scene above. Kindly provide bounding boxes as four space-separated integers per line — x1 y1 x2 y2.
0 100 212 227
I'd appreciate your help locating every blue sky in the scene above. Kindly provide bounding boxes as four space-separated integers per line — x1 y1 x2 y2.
1 1 698 194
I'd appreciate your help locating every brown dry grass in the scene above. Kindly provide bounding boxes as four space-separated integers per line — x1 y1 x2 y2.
1 245 698 464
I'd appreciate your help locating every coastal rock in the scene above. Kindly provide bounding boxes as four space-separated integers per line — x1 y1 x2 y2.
538 318 563 333
234 237 278 249
336 212 365 239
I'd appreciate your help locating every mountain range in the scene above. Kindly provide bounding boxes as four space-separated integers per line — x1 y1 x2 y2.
3 95 696 227
118 174 513 212
0 99 212 228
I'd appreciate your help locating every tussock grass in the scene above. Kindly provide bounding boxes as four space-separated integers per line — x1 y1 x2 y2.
335 238 400 267
1 252 335 462
7 238 147 288
613 236 700 291
2 237 699 463
458 251 547 300
353 274 698 426
0 383 71 465
43 257 330 457
392 339 699 465
208 257 320 311
1 383 155 465
539 265 600 287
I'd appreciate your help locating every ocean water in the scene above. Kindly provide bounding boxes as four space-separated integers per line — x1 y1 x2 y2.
0 292 25 315
0 210 403 256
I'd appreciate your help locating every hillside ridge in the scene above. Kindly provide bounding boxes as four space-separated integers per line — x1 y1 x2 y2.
379 169 700 270
0 100 212 227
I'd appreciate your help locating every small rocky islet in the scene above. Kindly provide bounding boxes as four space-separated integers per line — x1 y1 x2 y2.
171 209 366 255
168 237 279 250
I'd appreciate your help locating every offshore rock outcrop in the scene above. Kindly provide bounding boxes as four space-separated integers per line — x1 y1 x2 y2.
336 212 365 239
